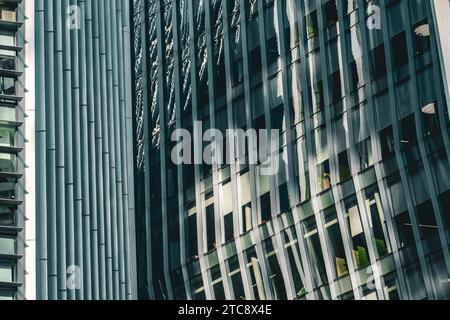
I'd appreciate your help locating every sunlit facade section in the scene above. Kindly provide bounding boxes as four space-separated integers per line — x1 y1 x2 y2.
131 0 450 300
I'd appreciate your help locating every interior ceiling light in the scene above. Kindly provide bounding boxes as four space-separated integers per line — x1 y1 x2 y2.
422 102 436 114
415 24 430 37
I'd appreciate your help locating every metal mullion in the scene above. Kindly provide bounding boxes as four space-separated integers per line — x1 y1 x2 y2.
187 0 212 300
204 0 233 300
113 0 130 300
77 0 93 300
335 0 408 300
269 0 306 300
121 0 138 299
203 0 218 300
171 0 193 300
110 0 127 300
294 0 329 300
43 0 57 300
348 0 412 299
84 0 100 300
219 0 252 300
354 0 431 300
334 2 373 301
35 0 48 300
103 0 121 299
99 0 118 299
282 1 320 301
370 0 435 298
61 0 76 300
91 0 109 299
155 0 174 300
248 0 284 299
237 0 260 251
140 0 156 299
296 0 342 300
69 0 85 300
314 0 367 300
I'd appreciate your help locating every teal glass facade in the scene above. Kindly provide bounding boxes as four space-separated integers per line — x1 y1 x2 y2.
131 0 450 300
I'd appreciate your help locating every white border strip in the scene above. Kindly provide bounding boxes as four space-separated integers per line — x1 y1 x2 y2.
24 0 36 300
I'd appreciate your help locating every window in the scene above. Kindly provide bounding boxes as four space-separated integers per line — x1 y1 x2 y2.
0 105 16 122
0 55 15 71
260 192 271 223
264 238 287 300
0 153 17 173
224 213 234 242
416 201 438 240
0 126 16 148
324 210 348 278
338 151 351 182
394 211 415 248
206 202 216 251
0 30 15 47
380 126 395 158
356 138 373 170
317 160 331 192
345 198 370 269
0 7 16 22
0 177 16 199
370 44 387 80
324 1 338 29
240 172 252 232
0 206 14 226
0 76 15 96
0 235 15 255
366 190 390 257
305 11 318 39
0 262 13 282
392 32 408 69
0 31 15 57
438 191 450 230
330 71 343 104
186 206 198 259
0 289 14 300
413 20 431 55
227 256 246 300
302 216 328 288
401 114 417 148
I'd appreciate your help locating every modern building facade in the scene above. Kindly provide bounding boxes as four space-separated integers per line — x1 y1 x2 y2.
0 0 26 301
31 0 137 300
2 0 450 301
131 0 450 300
1 0 138 300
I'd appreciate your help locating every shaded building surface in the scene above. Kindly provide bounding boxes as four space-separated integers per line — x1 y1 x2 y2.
32 0 137 300
131 0 450 300
0 0 25 300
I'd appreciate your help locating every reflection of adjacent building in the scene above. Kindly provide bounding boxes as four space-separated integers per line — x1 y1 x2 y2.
131 0 450 301
0 0 24 300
